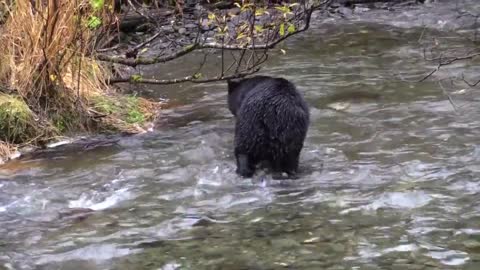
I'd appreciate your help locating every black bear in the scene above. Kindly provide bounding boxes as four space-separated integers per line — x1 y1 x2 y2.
227 75 310 179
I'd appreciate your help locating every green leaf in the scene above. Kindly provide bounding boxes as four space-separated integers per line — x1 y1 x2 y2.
208 13 216 21
131 74 142 82
287 23 295 34
254 25 263 33
236 33 246 40
255 8 266 16
87 16 102 29
275 6 290 14
89 0 104 11
193 73 202 79
279 23 285 36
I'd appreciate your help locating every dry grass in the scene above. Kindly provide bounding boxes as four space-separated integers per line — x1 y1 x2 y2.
0 140 15 164
0 0 110 119
0 0 160 163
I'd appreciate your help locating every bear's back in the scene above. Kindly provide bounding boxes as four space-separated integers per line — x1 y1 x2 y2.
239 77 309 118
236 77 309 151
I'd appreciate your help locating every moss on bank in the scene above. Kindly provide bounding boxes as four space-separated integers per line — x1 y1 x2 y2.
0 94 37 143
91 94 160 133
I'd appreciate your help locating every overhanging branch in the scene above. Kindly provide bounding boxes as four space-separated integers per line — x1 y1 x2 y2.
95 44 199 67
107 67 261 85
95 0 330 67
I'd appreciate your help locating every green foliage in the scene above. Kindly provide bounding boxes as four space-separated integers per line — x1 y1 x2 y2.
54 118 67 132
125 96 145 124
92 95 146 125
126 109 144 124
92 95 116 114
90 0 105 11
279 23 285 36
87 16 102 29
287 23 295 34
204 1 302 47
86 0 105 29
131 74 143 82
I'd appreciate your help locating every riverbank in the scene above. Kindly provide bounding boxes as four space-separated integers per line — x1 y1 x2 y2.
0 0 165 164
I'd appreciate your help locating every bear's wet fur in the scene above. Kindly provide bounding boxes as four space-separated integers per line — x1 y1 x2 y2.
227 75 310 179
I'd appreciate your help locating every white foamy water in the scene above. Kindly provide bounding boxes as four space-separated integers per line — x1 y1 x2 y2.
68 188 133 211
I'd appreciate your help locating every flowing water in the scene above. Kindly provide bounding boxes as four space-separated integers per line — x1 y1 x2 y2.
2 1 480 269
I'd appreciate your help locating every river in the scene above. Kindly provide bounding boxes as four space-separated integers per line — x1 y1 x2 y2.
1 1 480 269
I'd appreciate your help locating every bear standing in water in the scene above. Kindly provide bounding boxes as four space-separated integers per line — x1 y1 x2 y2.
227 76 310 179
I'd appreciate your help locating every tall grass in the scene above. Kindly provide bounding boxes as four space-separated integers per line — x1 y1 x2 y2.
0 0 112 140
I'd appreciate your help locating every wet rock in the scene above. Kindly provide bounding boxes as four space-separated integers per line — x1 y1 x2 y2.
184 23 197 29
137 240 166 248
302 237 321 244
162 25 174 33
326 266 346 270
470 253 480 261
58 208 95 222
270 238 301 250
228 7 241 15
329 243 345 253
178 28 187 35
392 263 423 270
463 239 480 249
393 259 412 264
203 246 235 259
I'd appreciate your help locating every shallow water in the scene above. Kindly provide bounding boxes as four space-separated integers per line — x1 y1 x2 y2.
2 1 480 269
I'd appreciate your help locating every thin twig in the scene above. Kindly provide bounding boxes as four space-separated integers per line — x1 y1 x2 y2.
438 81 458 113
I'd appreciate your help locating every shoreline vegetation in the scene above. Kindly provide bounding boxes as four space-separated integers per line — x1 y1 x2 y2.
0 0 173 164
0 0 425 164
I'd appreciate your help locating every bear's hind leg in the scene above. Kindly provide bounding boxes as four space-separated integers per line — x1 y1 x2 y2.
280 150 301 179
270 157 292 180
235 150 255 177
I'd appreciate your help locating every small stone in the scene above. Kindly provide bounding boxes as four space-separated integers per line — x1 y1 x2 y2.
330 243 345 253
463 239 480 249
228 7 241 15
302 237 320 244
271 238 300 250
392 264 422 270
184 23 197 29
162 25 174 33
470 253 480 261
394 259 411 264
178 28 187 34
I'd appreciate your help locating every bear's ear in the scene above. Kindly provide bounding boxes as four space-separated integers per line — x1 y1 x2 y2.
227 79 240 93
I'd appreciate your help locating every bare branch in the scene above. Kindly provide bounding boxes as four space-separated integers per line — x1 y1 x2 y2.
107 67 262 85
461 74 480 87
438 81 459 113
95 44 199 66
420 52 480 82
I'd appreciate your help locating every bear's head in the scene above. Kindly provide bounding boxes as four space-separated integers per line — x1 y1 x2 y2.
227 79 243 116
226 76 275 116
227 79 241 93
